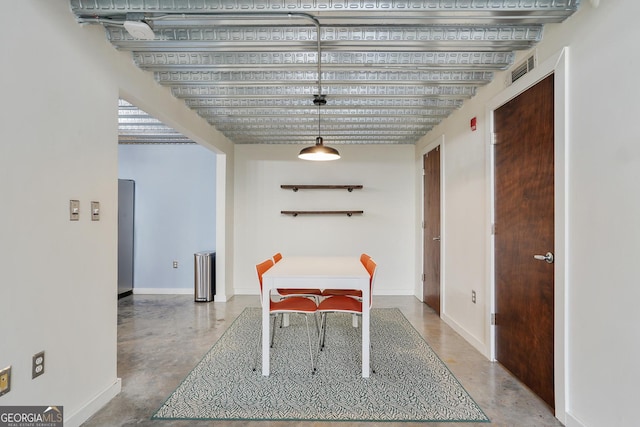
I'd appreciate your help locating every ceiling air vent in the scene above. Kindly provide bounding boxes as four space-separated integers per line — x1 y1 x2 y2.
508 53 536 86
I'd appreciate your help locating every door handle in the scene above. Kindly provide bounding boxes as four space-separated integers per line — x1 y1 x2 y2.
432 236 440 241
533 252 554 264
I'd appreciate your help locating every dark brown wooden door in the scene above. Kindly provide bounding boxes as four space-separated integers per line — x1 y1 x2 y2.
494 74 555 409
423 147 441 314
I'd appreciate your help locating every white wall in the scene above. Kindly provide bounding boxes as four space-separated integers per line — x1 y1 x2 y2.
119 144 217 293
233 144 415 295
416 1 640 426
0 2 233 425
0 1 120 423
543 2 640 426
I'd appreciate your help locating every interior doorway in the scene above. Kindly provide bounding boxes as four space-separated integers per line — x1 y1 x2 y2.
493 74 555 409
117 99 217 297
118 179 135 298
488 48 568 419
423 145 441 314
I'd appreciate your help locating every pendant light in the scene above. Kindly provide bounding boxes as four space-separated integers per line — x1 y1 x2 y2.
298 23 340 161
298 95 340 161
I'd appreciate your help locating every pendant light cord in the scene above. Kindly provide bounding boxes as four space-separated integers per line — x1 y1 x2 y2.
315 18 322 98
318 101 321 139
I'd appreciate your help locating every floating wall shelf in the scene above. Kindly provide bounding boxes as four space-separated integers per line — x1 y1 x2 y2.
281 210 364 217
281 185 363 192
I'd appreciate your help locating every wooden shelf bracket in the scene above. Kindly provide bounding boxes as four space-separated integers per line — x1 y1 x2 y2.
281 185 363 192
281 210 364 217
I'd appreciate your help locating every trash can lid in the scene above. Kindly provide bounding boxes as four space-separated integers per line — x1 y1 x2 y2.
195 251 215 255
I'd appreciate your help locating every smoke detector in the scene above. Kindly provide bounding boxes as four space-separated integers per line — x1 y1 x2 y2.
123 21 155 40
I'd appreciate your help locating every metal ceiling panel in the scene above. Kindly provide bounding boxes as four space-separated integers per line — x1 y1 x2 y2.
70 0 580 145
118 100 196 144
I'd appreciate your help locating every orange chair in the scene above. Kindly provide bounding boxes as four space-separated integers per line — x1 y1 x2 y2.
272 253 322 302
255 258 319 372
316 258 377 358
320 253 371 298
360 252 372 265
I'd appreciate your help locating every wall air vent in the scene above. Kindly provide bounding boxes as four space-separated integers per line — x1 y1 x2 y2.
507 53 537 86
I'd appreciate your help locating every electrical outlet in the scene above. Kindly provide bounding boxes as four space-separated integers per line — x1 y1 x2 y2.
32 351 45 379
0 366 10 396
173 261 178 268
472 290 477 304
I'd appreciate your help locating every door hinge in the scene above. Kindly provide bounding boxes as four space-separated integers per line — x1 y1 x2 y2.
491 133 497 145
491 223 496 235
491 313 497 325
421 273 426 282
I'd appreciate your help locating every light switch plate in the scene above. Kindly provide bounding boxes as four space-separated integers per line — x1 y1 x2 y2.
70 200 80 221
91 201 100 221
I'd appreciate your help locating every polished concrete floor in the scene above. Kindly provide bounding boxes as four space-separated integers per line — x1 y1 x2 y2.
83 295 562 426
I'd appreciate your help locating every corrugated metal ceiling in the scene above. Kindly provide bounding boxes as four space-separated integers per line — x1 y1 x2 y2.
69 0 579 145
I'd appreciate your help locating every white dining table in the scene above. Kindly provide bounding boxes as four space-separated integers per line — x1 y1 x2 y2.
261 256 371 377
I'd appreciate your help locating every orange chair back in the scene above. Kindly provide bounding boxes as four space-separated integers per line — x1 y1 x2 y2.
256 259 274 294
365 258 377 306
365 259 376 283
273 252 283 263
359 253 371 266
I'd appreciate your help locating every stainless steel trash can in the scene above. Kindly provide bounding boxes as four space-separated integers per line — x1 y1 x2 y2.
194 251 215 302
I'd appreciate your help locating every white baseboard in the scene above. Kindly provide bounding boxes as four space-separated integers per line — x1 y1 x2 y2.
132 287 227 301
234 287 259 296
373 289 415 296
65 378 121 427
564 411 586 427
133 287 194 295
441 312 489 358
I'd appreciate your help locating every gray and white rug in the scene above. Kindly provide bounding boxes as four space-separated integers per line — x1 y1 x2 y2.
153 307 489 422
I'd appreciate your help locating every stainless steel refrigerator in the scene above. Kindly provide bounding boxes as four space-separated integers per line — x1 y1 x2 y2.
118 179 135 297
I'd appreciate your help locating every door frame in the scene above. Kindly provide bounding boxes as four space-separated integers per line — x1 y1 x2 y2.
420 135 445 310
486 47 568 421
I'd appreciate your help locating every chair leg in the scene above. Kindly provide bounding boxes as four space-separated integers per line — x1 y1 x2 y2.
370 342 375 374
313 313 374 374
304 314 316 373
315 312 326 364
320 312 328 350
258 313 317 374
253 328 261 371
313 312 320 335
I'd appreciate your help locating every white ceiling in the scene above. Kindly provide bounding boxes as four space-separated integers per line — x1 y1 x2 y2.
69 0 580 145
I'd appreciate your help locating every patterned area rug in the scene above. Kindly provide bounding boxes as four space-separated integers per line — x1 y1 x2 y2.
153 307 489 422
